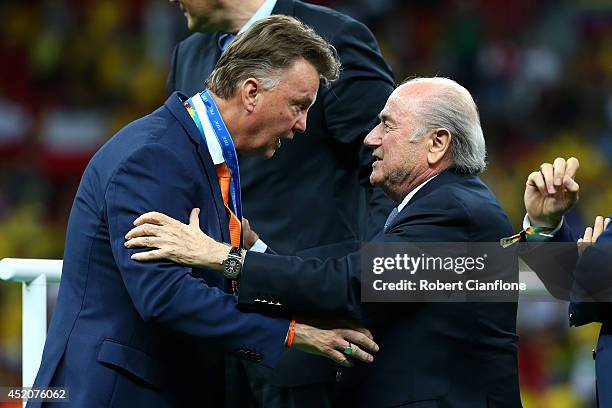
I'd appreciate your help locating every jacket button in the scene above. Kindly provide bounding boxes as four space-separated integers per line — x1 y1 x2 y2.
335 370 342 382
593 348 597 360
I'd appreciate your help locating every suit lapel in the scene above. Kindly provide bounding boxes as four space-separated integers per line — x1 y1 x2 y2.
200 34 222 82
164 93 231 243
384 169 470 232
407 169 467 208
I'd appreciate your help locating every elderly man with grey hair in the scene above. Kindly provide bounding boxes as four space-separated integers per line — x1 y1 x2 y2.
126 77 522 407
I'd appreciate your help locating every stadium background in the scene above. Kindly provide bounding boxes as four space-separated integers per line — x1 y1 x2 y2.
0 0 610 406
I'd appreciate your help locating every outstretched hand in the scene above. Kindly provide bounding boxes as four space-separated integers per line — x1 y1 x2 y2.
524 157 579 228
125 208 230 270
292 320 378 367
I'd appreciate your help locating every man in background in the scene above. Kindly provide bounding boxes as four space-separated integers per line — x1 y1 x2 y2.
167 0 395 405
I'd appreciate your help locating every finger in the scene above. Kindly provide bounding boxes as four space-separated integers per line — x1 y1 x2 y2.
130 249 166 262
562 175 579 193
562 175 579 207
527 171 548 197
605 218 611 231
593 216 605 242
340 330 379 353
133 211 176 226
553 157 566 187
583 227 593 243
351 326 374 340
189 208 200 228
577 238 585 257
345 344 374 364
125 224 162 240
565 157 580 179
539 163 555 194
326 349 352 368
124 236 160 249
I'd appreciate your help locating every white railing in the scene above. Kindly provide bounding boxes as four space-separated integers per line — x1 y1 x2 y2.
0 258 62 394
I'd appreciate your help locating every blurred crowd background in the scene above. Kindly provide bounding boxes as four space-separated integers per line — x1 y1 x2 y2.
0 0 611 407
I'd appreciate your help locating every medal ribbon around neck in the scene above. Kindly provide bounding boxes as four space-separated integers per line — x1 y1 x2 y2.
184 90 242 220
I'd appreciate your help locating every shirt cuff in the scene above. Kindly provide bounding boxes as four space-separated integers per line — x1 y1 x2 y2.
249 239 268 253
523 214 564 236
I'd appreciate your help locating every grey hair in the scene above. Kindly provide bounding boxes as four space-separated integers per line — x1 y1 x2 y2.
404 77 487 174
206 15 340 99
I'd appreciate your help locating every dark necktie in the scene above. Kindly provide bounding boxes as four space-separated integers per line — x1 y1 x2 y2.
384 207 399 231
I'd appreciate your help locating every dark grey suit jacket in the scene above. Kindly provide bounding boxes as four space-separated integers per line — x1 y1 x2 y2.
167 0 396 386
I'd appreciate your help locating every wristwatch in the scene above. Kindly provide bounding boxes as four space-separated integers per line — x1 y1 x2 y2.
222 246 243 279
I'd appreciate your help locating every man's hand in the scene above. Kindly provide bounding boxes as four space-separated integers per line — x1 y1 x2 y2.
242 217 259 250
524 157 579 228
577 216 611 256
292 322 378 367
125 208 229 270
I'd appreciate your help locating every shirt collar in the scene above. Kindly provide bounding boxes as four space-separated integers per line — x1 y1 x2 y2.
238 0 277 35
218 0 277 51
397 174 438 213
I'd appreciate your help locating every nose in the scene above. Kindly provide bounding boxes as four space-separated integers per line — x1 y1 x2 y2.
293 112 307 134
364 124 382 148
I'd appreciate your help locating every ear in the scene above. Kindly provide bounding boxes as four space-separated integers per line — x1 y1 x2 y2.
240 77 261 113
427 128 451 165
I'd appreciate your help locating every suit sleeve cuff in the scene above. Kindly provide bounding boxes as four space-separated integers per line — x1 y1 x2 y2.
523 214 564 237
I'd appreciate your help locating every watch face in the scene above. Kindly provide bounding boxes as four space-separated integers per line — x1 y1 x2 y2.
224 255 242 279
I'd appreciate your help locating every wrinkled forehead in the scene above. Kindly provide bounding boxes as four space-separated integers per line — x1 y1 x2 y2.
381 86 419 121
380 88 402 114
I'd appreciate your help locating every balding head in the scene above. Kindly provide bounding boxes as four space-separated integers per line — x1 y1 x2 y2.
399 77 486 174
364 77 486 203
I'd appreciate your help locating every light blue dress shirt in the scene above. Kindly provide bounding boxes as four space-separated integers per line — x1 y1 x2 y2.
218 0 278 52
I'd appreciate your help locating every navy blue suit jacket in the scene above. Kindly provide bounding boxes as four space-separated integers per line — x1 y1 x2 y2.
517 216 612 407
167 0 396 386
28 93 289 408
548 220 612 407
238 170 522 407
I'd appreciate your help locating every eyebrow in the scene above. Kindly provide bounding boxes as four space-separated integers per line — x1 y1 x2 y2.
300 97 314 107
379 112 394 124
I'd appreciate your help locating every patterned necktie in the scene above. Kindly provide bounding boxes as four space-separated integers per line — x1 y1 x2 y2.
215 163 241 247
384 207 399 231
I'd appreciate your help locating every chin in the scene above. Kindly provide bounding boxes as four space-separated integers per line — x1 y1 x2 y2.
258 148 276 159
370 171 382 186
